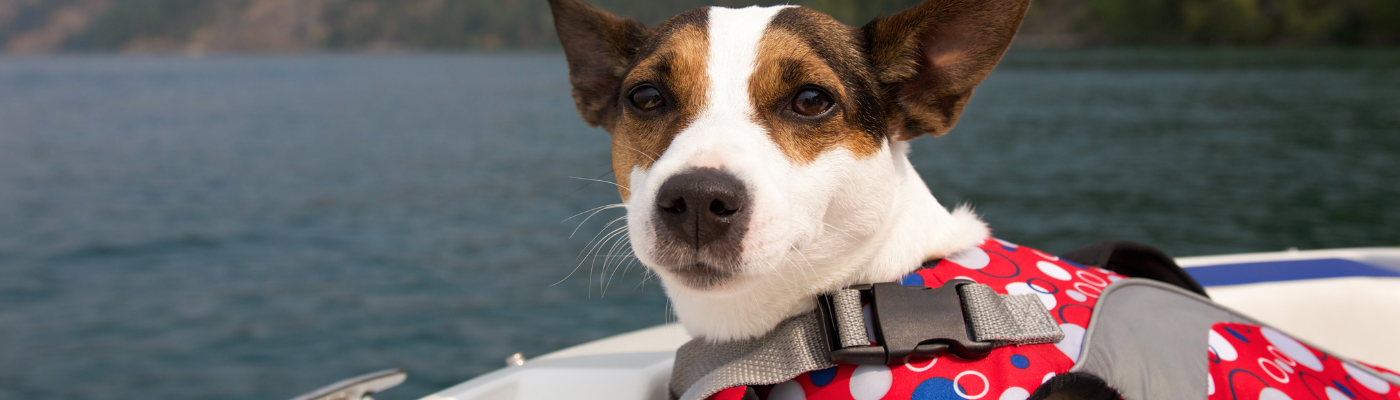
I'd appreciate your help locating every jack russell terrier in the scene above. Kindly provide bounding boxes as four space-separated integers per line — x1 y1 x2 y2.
544 2 1400 400
548 0 1022 342
543 0 1101 398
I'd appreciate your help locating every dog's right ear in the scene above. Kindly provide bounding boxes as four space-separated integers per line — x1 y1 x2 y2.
863 0 1032 140
548 0 647 130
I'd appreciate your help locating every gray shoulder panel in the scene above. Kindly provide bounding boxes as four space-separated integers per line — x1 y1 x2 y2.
1070 279 1260 400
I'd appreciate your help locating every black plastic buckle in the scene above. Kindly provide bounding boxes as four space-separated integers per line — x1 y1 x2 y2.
817 279 994 365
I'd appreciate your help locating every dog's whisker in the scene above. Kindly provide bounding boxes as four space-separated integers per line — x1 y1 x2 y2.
563 203 627 238
819 220 861 242
588 226 629 276
568 204 626 239
788 244 818 282
628 258 650 290
607 242 636 282
614 142 659 163
554 215 630 289
567 176 631 191
576 216 628 262
664 298 675 326
761 254 802 288
635 267 657 289
620 253 641 284
571 204 627 239
600 233 635 297
562 202 627 223
590 226 631 296
565 219 628 296
557 225 618 287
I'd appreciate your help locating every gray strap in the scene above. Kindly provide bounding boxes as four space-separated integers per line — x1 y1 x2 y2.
831 289 867 348
670 312 834 400
958 284 1066 345
671 283 1065 399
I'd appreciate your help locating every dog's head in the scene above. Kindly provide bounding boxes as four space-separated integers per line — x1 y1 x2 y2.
550 0 1027 340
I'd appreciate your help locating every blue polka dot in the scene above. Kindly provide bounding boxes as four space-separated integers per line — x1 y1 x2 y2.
1011 354 1031 369
809 366 838 387
1061 259 1088 269
911 377 960 400
1331 381 1355 399
1001 245 1018 251
900 272 925 286
1223 326 1249 343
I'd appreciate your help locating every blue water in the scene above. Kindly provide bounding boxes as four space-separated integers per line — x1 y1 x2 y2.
0 51 1396 400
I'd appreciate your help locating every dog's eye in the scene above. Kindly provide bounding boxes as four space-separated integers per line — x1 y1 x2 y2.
791 88 834 117
630 86 666 111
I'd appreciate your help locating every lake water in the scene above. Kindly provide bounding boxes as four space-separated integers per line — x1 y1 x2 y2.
0 50 1396 400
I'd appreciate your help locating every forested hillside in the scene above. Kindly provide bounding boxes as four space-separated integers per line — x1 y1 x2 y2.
1 0 1396 53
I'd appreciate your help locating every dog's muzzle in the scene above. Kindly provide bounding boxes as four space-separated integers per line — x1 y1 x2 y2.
650 168 751 289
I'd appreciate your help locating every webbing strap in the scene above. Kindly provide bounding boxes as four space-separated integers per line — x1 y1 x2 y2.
671 313 833 400
671 283 1065 400
958 284 1066 345
830 289 867 348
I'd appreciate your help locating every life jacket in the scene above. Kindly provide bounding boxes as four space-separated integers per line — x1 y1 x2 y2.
670 238 1400 400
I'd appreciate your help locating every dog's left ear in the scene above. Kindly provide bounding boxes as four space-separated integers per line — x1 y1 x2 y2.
548 0 648 130
863 0 1032 140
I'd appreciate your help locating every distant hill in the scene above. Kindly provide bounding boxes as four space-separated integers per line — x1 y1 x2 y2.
1 0 1396 54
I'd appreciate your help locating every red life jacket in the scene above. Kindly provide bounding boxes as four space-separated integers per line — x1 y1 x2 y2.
696 238 1400 400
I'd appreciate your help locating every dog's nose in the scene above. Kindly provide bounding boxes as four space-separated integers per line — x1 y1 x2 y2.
654 169 750 248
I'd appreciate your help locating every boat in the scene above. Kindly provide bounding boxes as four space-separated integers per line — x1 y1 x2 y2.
294 247 1400 400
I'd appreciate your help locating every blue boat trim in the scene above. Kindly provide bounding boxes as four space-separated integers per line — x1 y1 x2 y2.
1186 258 1400 287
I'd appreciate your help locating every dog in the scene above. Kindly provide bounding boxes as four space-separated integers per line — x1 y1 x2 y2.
541 5 1400 400
548 0 1027 342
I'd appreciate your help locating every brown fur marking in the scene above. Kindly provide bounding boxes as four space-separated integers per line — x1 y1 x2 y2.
862 0 1033 140
752 8 886 164
610 10 710 200
548 0 647 130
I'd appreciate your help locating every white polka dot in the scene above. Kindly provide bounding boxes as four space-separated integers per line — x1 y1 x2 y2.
1276 359 1294 374
1042 372 1056 383
1037 261 1072 281
1072 282 1101 298
905 357 938 372
999 387 1030 400
1107 275 1124 282
1262 327 1323 371
1055 324 1086 362
1384 372 1400 384
1268 346 1298 367
954 370 990 399
1343 362 1393 394
1260 358 1291 383
1325 387 1351 400
1259 387 1293 400
1066 290 1087 302
1031 249 1060 261
1208 329 1238 361
995 238 1019 248
1006 282 1056 309
949 248 990 270
1208 372 1216 395
1076 270 1109 287
849 365 892 400
769 380 806 400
